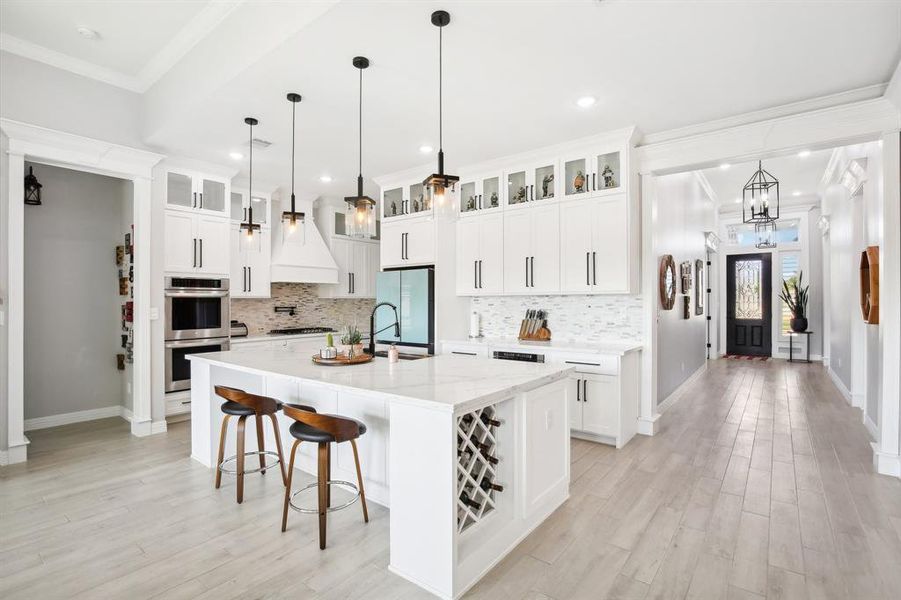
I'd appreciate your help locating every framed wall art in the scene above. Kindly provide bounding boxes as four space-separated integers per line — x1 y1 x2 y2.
659 255 676 310
680 260 692 294
695 259 705 316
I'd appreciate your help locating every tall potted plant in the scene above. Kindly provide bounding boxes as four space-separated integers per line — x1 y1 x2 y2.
780 271 809 332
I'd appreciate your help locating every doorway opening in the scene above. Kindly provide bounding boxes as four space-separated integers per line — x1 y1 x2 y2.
726 253 773 357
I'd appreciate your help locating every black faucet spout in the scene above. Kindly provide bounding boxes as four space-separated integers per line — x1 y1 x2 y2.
369 302 400 356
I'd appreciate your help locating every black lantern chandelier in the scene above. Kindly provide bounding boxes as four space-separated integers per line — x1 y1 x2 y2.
742 160 780 224
282 93 306 234
24 166 42 205
239 117 261 240
422 10 458 211
344 56 376 238
755 219 777 249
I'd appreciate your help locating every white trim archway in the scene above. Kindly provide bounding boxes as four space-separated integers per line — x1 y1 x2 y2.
1 119 164 464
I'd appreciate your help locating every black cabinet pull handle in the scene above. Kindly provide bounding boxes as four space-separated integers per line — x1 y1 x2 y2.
530 184 534 201
583 379 588 402
592 251 597 285
576 378 581 402
474 260 478 289
192 192 197 208
349 273 352 294
243 267 247 292
199 192 203 209
592 173 596 191
525 257 529 287
586 252 590 285
530 256 534 288
479 260 483 288
248 266 251 292
199 239 203 268
479 194 482 210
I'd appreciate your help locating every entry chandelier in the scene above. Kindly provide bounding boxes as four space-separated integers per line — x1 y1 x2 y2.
239 117 261 241
742 160 780 224
755 219 777 249
344 56 376 238
282 92 306 237
422 10 458 213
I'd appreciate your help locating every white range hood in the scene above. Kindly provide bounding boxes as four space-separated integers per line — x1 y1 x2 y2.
269 193 339 284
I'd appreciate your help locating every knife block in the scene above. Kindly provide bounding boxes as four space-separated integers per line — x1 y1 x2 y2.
519 325 551 341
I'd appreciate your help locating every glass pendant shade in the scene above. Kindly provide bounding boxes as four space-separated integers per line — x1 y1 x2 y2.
24 166 42 205
282 92 305 241
755 218 777 249
743 161 780 224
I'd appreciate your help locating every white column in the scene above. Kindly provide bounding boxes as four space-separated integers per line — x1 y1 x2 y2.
130 176 158 436
638 173 659 435
875 131 901 477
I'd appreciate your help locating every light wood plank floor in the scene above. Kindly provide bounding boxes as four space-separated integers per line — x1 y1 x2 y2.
2 359 900 599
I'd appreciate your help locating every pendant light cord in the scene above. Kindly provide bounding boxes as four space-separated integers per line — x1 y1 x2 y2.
438 25 443 153
359 65 363 179
290 101 296 211
248 121 253 206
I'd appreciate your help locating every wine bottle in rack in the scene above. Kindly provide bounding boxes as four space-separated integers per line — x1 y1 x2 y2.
460 413 475 426
480 413 502 427
480 478 504 493
480 449 499 465
469 434 491 451
460 491 481 510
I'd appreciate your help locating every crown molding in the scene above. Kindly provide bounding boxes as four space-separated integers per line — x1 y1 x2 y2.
0 1 243 94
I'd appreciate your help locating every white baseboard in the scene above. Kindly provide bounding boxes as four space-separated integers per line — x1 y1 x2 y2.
0 441 29 466
864 413 878 441
657 362 708 415
637 414 660 436
871 443 901 478
826 366 853 404
24 405 123 431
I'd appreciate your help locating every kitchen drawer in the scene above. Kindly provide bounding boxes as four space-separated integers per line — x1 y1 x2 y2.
552 352 618 375
442 342 488 357
166 394 192 416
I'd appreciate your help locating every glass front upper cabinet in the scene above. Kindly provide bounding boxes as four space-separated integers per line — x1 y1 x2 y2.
506 170 527 207
460 181 478 215
250 196 268 225
459 174 502 216
200 179 226 213
230 191 244 220
408 183 428 215
533 163 556 202
562 156 590 199
383 187 404 219
166 172 194 209
594 151 622 193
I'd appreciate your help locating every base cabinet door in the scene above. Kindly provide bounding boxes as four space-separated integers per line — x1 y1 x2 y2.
523 379 569 516
336 391 388 488
569 376 583 430
579 373 618 438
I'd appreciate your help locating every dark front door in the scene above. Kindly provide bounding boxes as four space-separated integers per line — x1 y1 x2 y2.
726 253 772 357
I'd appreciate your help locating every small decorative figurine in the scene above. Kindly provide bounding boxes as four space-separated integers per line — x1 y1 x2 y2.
490 191 498 207
602 163 616 188
391 200 397 215
573 170 585 192
541 173 555 198
413 197 420 212
514 186 526 203
466 195 476 211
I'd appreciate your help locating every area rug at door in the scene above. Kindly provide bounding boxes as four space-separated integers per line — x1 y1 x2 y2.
724 355 769 361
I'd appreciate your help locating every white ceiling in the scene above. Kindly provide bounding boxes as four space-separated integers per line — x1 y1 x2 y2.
701 148 833 212
1 0 899 199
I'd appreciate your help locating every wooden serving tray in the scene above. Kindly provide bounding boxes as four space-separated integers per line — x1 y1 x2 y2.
311 352 374 366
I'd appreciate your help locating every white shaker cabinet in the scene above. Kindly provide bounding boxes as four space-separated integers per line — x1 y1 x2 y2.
166 170 228 217
503 204 559 294
560 194 634 294
320 237 376 298
455 213 503 295
164 211 229 276
381 219 435 269
230 225 271 298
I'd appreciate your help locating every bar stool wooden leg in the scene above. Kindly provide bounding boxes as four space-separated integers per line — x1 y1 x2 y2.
215 415 231 489
269 413 288 486
350 439 369 523
236 416 247 504
326 445 332 508
281 439 301 532
255 415 267 474
317 442 329 549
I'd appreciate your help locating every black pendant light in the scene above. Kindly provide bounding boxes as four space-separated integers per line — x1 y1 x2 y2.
24 166 42 206
282 93 306 233
422 10 458 210
755 218 777 249
344 56 376 238
240 117 261 239
742 160 780 224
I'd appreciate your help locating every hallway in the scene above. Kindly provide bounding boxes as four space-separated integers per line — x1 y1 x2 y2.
1 359 900 599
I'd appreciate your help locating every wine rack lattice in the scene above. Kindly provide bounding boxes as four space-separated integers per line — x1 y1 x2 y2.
456 404 503 534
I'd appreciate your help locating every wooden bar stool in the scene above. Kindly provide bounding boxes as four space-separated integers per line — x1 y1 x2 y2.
280 403 369 549
214 385 289 504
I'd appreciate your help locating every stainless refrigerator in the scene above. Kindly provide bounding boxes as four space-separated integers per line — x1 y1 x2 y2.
375 267 435 354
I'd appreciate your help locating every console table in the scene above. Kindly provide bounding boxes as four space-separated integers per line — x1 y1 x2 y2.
787 331 813 363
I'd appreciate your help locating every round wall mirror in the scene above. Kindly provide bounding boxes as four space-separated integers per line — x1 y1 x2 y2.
659 254 676 310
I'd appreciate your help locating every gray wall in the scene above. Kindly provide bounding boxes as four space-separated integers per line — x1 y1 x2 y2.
655 172 716 402
23 163 130 420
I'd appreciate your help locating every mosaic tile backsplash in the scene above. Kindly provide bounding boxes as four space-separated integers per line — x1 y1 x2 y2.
230 283 374 336
470 294 644 342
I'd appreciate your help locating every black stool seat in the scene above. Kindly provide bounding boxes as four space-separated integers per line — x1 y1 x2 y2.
221 401 257 416
289 418 366 443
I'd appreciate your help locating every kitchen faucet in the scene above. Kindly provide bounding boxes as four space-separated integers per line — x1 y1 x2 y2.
369 302 400 356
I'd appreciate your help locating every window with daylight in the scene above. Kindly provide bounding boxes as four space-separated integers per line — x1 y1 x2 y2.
735 259 763 319
780 252 800 333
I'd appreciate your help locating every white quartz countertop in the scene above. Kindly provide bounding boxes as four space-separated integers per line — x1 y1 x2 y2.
190 348 571 412
442 337 643 356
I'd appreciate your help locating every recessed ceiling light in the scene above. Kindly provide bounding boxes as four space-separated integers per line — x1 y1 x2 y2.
229 152 243 160
576 96 596 108
419 145 433 154
734 197 742 204
719 163 730 170
792 191 801 197
798 150 811 158
319 175 332 183
77 27 100 40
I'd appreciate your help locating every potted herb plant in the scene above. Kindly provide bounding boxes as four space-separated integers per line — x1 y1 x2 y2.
340 324 364 357
780 271 809 332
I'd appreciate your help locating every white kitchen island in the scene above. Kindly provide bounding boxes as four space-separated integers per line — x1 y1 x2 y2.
189 347 572 599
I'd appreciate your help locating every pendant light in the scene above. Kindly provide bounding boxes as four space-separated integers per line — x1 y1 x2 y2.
240 117 261 241
755 218 777 249
282 93 306 237
742 160 780 224
344 56 376 238
422 10 458 214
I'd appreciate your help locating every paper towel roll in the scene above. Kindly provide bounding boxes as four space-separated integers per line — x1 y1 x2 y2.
469 311 481 338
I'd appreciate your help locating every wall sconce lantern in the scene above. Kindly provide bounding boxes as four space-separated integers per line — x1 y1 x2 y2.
24 166 42 205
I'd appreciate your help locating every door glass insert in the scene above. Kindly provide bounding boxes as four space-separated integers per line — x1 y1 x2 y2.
201 179 226 212
250 196 267 225
230 192 244 220
564 158 588 196
735 260 763 319
507 170 527 205
534 164 555 200
460 181 477 213
384 187 403 218
167 172 193 208
482 176 500 209
408 183 426 214
596 152 621 191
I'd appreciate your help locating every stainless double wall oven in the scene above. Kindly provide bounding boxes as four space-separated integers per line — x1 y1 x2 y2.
164 277 230 392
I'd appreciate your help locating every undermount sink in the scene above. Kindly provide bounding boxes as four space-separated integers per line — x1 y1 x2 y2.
373 351 431 361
